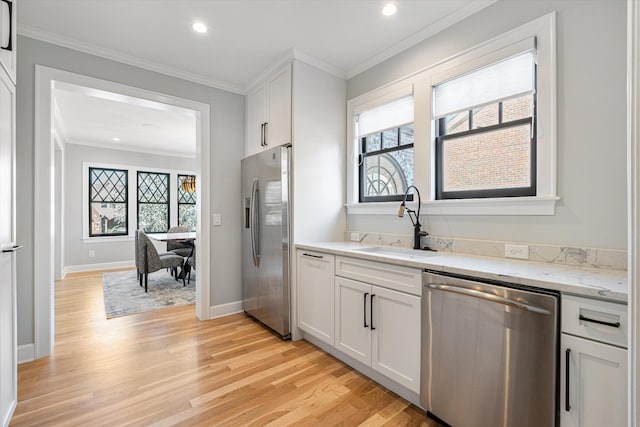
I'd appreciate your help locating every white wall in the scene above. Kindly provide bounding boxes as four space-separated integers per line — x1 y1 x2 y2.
16 35 245 347
292 60 347 243
63 143 196 268
347 0 627 250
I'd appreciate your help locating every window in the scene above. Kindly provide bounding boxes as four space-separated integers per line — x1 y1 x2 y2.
178 174 196 231
434 51 536 200
137 171 170 233
357 96 414 202
89 167 128 237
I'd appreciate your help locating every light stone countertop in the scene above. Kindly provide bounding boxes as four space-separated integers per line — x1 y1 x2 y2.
296 242 628 303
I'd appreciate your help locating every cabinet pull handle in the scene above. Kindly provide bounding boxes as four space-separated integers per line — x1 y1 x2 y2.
565 348 571 412
263 122 268 146
260 123 265 146
2 244 22 253
370 294 376 330
363 292 369 328
1 0 12 52
578 314 621 328
302 253 323 259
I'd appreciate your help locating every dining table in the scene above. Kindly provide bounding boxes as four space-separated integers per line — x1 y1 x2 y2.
148 232 196 243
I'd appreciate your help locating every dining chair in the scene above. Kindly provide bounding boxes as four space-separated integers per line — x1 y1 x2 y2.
167 225 194 257
137 231 185 292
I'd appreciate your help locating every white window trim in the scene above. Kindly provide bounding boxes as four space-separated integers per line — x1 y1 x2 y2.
346 11 558 216
82 161 196 242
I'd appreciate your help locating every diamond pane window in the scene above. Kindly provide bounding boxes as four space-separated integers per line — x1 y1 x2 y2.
89 167 128 237
178 175 197 231
137 172 169 233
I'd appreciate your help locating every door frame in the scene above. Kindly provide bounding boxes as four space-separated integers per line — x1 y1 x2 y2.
628 0 639 424
34 65 211 358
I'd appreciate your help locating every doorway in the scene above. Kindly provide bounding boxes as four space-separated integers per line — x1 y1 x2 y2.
34 66 211 358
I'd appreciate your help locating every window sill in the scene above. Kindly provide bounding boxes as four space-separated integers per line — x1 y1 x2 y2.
82 236 134 243
345 196 559 216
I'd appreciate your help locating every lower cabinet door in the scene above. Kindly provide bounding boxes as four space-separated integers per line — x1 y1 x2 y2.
561 333 627 427
297 251 335 345
371 285 421 393
335 277 371 365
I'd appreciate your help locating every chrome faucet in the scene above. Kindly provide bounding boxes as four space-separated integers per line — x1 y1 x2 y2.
398 185 428 250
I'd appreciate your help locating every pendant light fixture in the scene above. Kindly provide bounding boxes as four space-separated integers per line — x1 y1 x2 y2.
181 175 196 193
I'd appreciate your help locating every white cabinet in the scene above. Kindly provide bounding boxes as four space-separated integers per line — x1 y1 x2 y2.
334 258 421 393
297 250 335 345
0 0 15 83
245 63 291 157
560 295 627 427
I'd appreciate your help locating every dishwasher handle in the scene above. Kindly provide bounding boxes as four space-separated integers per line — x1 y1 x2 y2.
427 283 552 315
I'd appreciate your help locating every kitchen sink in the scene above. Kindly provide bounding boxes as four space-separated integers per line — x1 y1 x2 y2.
353 246 439 259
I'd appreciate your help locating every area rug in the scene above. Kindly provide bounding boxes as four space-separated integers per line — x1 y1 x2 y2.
102 269 196 318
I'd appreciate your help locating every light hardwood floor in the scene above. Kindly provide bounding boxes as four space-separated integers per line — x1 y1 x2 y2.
11 269 438 426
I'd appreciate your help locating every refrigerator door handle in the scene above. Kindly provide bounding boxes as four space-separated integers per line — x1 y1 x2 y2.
250 178 260 267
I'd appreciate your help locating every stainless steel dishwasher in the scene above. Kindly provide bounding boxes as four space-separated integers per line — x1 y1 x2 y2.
421 270 559 427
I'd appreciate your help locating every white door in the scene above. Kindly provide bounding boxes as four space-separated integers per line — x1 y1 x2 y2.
334 277 371 365
0 67 17 427
0 0 15 83
297 251 335 345
371 285 421 393
561 333 627 427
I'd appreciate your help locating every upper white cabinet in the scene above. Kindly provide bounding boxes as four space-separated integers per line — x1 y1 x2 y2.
245 63 292 157
0 0 15 83
560 295 627 427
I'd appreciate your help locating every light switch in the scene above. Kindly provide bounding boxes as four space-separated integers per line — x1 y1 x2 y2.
213 213 222 226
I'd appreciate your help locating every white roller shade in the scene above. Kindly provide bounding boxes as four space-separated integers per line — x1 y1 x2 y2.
357 96 414 137
433 51 535 119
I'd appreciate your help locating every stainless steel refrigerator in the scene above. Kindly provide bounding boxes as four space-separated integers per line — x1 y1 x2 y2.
241 145 291 339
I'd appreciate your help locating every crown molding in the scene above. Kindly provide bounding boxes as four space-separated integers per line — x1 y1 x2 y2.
244 48 347 93
65 140 197 159
244 49 297 94
290 48 347 80
345 0 498 79
18 25 246 95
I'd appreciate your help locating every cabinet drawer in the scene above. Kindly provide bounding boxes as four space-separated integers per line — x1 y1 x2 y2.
335 256 421 296
562 295 627 348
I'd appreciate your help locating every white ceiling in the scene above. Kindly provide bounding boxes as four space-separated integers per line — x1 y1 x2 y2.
21 0 495 156
53 82 197 157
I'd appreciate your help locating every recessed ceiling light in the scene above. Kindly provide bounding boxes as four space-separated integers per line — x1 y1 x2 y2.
382 3 397 16
192 22 207 33
112 137 120 142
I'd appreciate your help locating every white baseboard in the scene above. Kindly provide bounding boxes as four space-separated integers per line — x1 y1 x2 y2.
210 300 243 319
64 260 135 275
18 344 35 364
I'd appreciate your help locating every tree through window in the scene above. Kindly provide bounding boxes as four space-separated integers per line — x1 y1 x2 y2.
178 174 196 231
137 171 169 233
89 167 128 237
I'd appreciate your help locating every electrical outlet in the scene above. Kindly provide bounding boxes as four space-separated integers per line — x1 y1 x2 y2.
88 250 95 258
505 244 529 260
213 213 222 226
350 232 360 242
